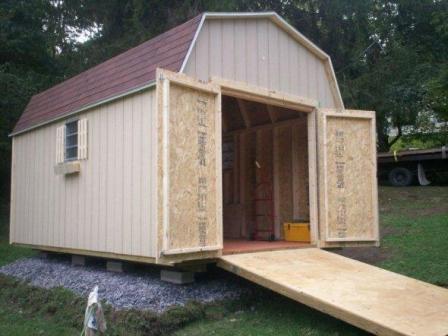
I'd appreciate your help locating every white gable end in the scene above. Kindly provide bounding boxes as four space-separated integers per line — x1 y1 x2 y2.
183 14 343 108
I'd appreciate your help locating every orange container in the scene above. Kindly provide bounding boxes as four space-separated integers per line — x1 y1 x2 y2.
283 222 310 242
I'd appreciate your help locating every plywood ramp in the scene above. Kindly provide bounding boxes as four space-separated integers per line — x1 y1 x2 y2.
218 249 448 336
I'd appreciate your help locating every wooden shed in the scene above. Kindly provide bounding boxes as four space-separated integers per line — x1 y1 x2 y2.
9 12 379 265
10 13 448 335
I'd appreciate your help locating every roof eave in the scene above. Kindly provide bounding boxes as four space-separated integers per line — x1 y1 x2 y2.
10 80 156 137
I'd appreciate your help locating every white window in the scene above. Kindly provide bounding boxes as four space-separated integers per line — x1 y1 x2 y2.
65 120 78 161
56 118 88 164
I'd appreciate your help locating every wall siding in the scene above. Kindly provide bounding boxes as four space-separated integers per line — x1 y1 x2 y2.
10 89 156 258
184 18 337 108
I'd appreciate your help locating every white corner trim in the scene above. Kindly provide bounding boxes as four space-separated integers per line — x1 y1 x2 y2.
326 58 345 109
269 12 330 60
179 13 206 73
161 77 170 253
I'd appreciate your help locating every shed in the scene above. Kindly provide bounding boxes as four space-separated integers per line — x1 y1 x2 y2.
9 12 379 266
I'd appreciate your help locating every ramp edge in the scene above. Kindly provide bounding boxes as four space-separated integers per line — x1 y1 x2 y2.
218 257 407 336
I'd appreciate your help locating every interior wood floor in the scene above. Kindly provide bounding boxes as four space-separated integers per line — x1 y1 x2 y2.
223 239 311 255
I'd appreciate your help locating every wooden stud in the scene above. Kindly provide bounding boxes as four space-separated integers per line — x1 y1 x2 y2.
225 117 304 136
222 111 228 133
291 123 300 219
215 90 224 251
237 99 251 128
233 134 240 204
239 133 247 238
307 110 319 245
272 128 280 238
267 105 278 123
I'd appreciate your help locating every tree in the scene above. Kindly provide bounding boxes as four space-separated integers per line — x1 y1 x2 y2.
1 0 447 200
0 0 97 197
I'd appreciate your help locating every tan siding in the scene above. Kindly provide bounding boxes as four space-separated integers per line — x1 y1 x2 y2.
184 18 337 108
257 19 269 88
234 20 246 82
140 93 152 256
10 89 156 258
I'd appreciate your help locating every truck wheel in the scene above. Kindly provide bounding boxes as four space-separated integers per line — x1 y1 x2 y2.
388 167 413 186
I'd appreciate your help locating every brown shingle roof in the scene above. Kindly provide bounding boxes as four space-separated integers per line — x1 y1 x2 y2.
13 14 202 134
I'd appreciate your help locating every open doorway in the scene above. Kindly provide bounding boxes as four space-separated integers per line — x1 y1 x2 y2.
221 95 312 254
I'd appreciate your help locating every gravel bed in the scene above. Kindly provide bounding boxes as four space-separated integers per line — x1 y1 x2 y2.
0 255 250 312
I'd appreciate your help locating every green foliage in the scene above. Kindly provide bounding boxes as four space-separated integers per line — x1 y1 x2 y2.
0 0 97 196
390 131 448 151
1 0 448 196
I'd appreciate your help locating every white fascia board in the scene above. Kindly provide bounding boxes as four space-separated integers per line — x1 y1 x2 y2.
10 81 156 137
179 13 206 72
326 58 345 109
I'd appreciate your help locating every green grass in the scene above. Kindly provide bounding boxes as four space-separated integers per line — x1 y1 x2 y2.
0 187 447 335
380 214 448 285
0 279 80 336
175 186 448 336
0 273 220 336
0 202 215 336
378 187 448 285
175 294 366 336
0 307 76 336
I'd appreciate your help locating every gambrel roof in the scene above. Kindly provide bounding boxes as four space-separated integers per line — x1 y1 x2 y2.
12 12 342 135
13 15 201 134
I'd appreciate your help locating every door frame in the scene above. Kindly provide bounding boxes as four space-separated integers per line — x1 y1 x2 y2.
212 77 320 245
156 70 378 264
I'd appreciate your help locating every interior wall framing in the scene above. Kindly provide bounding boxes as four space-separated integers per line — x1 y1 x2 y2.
221 94 315 242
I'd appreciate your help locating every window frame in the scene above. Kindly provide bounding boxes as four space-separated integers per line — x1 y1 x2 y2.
64 119 79 162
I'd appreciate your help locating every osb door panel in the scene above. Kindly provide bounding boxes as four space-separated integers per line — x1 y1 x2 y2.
317 109 379 247
156 69 222 262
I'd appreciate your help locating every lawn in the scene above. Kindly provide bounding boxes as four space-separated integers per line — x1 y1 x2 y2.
175 186 448 336
0 186 447 335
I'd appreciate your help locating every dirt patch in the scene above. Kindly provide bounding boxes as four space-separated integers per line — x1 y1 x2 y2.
378 186 448 218
380 226 402 239
333 246 392 265
332 226 400 265
402 206 448 218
